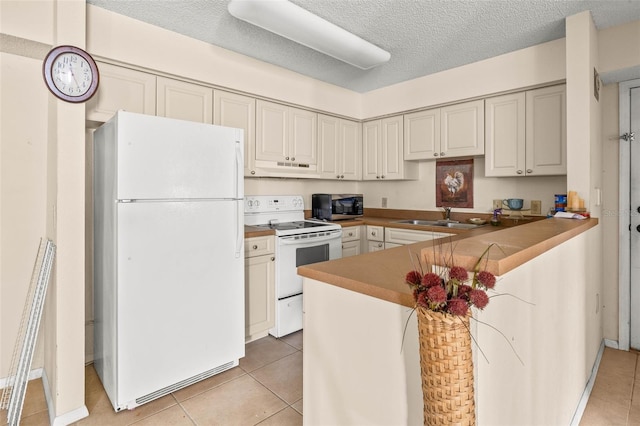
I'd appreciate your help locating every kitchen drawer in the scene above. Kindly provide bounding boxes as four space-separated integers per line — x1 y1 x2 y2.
368 241 385 252
245 236 275 258
385 227 454 245
342 225 361 242
366 225 384 242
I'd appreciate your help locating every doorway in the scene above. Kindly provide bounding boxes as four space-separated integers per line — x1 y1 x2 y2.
619 79 640 350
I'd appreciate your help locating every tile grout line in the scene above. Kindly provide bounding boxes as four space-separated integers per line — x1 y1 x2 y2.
629 353 639 425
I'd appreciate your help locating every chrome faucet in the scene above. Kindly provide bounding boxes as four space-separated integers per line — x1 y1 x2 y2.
443 207 452 220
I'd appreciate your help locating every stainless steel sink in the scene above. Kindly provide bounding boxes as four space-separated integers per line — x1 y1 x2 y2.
394 219 443 226
393 219 484 229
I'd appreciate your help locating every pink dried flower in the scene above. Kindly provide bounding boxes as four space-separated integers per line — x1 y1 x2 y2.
406 270 423 286
422 272 442 288
447 298 469 316
427 285 447 304
476 271 496 289
469 289 489 309
457 284 472 299
449 266 469 282
416 291 429 308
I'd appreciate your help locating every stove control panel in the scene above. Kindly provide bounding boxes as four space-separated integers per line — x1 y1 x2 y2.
245 195 304 213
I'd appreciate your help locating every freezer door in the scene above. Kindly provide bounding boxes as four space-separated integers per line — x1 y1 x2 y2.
114 111 243 200
115 200 244 406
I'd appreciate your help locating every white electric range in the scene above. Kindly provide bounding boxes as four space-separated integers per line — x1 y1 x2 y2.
245 195 342 337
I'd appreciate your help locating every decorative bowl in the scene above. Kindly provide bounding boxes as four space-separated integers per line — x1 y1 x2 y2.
468 218 486 225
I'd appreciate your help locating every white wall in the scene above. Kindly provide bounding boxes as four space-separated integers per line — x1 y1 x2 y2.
1 1 89 422
0 52 49 376
601 83 620 341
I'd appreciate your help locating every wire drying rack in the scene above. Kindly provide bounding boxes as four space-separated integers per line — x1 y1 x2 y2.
1 239 56 426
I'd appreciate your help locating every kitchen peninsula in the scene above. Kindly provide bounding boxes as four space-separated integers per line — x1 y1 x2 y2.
298 218 599 425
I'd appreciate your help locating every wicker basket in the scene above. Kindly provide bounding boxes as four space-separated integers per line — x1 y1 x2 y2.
417 307 475 426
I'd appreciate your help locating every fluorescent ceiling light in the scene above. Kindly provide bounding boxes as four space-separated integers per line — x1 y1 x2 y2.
228 0 391 70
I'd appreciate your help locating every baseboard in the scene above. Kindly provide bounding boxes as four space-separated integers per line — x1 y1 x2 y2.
569 339 605 426
604 338 619 349
0 367 43 389
42 368 89 426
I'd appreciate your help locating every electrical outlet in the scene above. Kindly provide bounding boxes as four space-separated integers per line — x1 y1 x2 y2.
381 197 388 208
493 199 502 210
531 200 541 215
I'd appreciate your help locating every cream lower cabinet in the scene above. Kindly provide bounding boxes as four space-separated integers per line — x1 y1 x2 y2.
366 225 385 252
485 85 566 177
384 227 454 249
341 226 363 257
318 114 362 180
244 236 275 342
87 62 156 122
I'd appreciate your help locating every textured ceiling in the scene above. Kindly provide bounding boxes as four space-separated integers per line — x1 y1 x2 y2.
87 0 640 93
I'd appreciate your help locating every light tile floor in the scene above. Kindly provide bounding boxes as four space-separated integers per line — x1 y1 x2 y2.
5 338 638 425
1 331 303 426
580 347 640 425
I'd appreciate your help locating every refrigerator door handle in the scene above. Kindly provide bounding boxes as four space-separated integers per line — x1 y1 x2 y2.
235 200 243 258
235 141 243 199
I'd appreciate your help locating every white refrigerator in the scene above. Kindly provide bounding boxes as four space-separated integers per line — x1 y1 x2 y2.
93 111 245 411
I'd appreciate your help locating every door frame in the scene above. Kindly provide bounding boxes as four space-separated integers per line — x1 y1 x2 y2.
618 78 640 351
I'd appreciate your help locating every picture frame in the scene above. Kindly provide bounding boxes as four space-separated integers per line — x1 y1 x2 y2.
436 159 474 208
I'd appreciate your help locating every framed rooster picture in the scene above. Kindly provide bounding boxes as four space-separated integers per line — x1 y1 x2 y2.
436 159 474 208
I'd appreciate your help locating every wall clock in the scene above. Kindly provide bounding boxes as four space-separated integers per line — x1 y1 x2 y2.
43 45 99 103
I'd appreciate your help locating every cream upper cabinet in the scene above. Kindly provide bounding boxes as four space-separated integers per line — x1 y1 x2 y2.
485 85 566 177
87 62 156 122
440 99 485 158
363 116 417 180
485 92 526 176
255 99 317 167
156 77 213 124
318 114 362 180
404 108 440 160
403 99 483 160
525 85 567 175
213 90 256 177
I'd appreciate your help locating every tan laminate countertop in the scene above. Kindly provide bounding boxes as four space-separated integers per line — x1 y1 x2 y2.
297 217 598 308
244 215 486 238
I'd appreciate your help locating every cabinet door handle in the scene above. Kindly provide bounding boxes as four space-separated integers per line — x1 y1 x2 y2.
440 152 445 157
271 257 275 261
526 169 533 174
285 156 290 160
252 245 258 250
381 175 385 179
250 170 256 175
433 153 439 157
291 157 295 161
517 170 523 174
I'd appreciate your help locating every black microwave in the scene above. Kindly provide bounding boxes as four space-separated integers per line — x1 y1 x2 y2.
312 194 363 221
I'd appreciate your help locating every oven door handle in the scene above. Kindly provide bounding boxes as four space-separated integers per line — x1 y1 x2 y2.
279 230 342 245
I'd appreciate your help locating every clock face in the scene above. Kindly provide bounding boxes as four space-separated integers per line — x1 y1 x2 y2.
43 46 99 103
